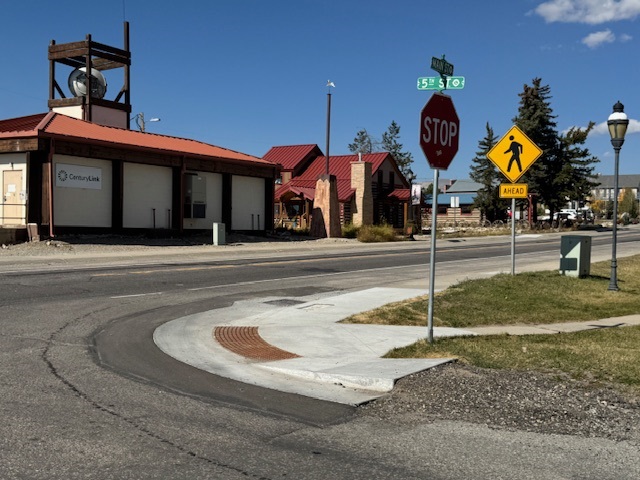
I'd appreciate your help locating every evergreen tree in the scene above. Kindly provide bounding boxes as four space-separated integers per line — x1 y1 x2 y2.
381 121 414 177
349 122 414 177
513 78 600 220
470 123 508 222
555 123 599 209
348 129 376 154
424 183 434 195
512 78 560 221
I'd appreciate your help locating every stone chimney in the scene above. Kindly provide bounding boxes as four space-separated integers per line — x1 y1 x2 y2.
351 161 373 226
310 174 341 238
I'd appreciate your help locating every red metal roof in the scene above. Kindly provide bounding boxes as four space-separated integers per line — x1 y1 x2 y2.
0 112 271 165
297 152 392 181
274 183 318 201
285 179 355 202
263 144 321 171
274 151 400 203
0 113 48 135
388 188 410 201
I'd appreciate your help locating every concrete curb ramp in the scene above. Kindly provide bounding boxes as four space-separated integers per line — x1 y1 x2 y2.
154 287 640 405
154 287 474 405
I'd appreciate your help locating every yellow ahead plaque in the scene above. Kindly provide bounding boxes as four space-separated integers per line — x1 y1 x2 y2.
487 125 542 183
499 183 528 198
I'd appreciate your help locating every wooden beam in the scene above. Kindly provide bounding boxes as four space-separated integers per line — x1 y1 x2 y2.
114 86 126 103
222 173 232 229
111 160 123 231
53 80 66 98
50 57 86 69
90 98 131 111
0 139 41 153
89 40 130 59
48 40 89 56
48 97 84 108
48 97 131 112
264 178 275 231
92 57 128 70
41 159 51 227
49 41 128 59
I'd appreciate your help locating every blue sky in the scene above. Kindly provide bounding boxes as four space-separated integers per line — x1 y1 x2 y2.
1 0 638 182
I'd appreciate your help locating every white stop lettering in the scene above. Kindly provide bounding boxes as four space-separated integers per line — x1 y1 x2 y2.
422 117 458 147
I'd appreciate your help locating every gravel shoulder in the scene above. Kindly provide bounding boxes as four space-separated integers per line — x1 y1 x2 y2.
358 362 640 445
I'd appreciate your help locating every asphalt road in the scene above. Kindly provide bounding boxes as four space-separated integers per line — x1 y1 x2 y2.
2 229 640 479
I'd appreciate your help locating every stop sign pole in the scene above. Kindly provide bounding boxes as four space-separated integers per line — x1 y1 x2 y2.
419 92 460 343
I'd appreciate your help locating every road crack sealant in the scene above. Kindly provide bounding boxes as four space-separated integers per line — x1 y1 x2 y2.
40 307 273 480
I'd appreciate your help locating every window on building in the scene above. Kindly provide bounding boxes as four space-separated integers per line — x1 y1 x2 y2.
184 173 207 219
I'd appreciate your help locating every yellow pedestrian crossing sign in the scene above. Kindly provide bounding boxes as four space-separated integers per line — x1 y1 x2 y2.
487 125 542 183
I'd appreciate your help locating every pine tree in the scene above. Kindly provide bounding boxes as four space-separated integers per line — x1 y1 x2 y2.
381 121 414 177
512 78 560 221
348 129 376 154
555 123 599 210
349 122 413 177
513 79 600 220
470 123 508 222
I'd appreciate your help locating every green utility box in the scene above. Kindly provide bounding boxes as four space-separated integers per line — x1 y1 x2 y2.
559 235 591 277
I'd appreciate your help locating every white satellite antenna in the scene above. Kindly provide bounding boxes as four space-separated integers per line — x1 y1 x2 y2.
68 67 107 99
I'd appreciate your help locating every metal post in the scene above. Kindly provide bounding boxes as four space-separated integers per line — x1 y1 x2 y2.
609 147 620 291
325 91 331 175
511 198 516 275
427 169 439 344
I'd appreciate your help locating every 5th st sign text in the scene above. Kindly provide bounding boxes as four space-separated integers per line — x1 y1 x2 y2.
417 76 465 91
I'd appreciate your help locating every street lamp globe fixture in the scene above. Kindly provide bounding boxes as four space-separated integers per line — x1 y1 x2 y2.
606 100 629 292
608 101 629 148
131 112 161 132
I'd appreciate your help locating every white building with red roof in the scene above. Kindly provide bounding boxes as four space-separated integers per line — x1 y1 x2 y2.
0 24 278 243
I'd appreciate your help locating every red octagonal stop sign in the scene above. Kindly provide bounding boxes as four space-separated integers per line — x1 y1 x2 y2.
420 93 460 170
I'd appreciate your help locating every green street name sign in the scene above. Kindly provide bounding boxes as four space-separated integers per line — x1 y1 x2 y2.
431 56 454 76
417 76 465 91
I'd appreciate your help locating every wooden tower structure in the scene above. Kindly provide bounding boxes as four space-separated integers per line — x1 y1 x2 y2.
48 22 131 129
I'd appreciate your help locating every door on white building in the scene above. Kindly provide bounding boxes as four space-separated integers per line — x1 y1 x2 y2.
2 170 24 225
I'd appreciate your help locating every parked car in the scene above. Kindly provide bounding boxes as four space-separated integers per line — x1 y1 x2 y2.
553 212 574 227
560 209 578 220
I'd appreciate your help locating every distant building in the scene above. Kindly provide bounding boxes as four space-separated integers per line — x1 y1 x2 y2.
444 178 483 194
265 145 411 229
590 174 640 201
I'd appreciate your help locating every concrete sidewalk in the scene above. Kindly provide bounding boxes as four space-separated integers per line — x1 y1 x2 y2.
153 286 640 406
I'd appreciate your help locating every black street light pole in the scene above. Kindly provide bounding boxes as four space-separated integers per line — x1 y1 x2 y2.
607 101 629 291
325 81 334 174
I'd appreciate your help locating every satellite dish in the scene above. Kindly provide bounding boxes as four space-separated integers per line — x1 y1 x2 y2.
68 67 107 99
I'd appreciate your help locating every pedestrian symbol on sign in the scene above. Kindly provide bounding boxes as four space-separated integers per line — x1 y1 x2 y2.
505 136 523 173
487 125 542 183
